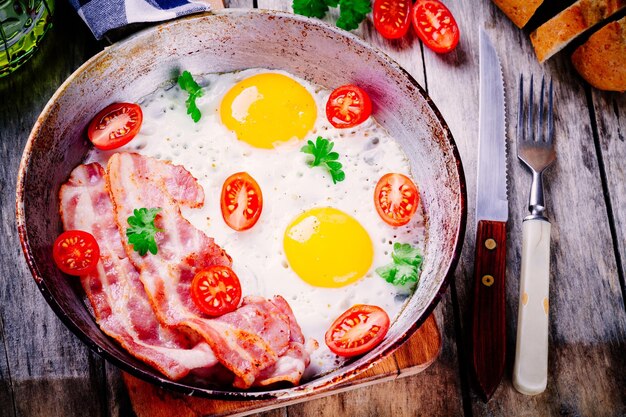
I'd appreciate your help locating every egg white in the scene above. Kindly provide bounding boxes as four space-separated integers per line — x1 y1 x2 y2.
88 69 426 378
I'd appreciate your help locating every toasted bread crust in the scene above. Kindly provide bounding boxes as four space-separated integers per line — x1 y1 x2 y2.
571 17 626 91
530 0 626 62
492 0 544 28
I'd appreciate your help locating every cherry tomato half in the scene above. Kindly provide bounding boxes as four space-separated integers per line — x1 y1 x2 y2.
325 85 372 129
87 102 143 150
52 230 100 276
191 265 242 317
325 305 390 357
220 172 263 231
373 0 412 40
374 173 420 227
411 0 460 54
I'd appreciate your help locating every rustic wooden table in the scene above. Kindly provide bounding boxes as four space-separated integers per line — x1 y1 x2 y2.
1 0 625 416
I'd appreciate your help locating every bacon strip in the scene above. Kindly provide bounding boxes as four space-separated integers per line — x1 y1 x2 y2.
270 295 306 344
251 343 310 387
106 153 307 388
234 296 312 387
59 163 218 380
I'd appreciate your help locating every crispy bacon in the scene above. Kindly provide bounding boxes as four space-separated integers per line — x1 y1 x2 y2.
105 153 312 388
251 342 310 387
59 154 313 387
233 296 312 387
270 295 306 344
105 153 233 320
59 163 218 380
219 296 291 355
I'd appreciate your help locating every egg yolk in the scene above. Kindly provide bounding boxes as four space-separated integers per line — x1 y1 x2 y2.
283 207 374 288
219 73 317 149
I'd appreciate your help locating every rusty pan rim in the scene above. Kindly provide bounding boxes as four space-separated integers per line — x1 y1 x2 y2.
16 8 467 401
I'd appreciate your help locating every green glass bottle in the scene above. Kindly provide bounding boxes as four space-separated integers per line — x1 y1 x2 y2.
0 0 54 77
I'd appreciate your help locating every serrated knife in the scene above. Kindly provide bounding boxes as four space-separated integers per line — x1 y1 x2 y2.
471 28 508 401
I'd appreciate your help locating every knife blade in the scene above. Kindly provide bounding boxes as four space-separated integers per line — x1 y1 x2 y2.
472 27 508 401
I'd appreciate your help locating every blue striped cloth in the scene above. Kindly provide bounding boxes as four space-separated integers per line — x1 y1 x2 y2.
69 0 212 40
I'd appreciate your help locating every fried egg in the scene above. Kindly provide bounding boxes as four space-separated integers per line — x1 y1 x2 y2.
220 72 317 148
284 207 374 288
89 69 426 378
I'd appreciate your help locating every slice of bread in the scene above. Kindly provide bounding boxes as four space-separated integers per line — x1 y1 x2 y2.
492 0 545 28
530 0 626 63
571 16 626 91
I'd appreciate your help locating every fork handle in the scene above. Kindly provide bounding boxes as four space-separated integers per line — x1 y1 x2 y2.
513 218 551 395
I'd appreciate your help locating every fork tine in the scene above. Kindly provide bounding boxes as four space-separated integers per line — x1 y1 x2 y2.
517 74 556 174
538 76 545 142
527 74 534 142
547 78 554 144
517 74 524 142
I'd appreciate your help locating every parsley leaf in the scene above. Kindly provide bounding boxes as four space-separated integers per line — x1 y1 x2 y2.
337 0 371 31
292 0 368 31
177 71 203 123
301 136 346 184
392 243 423 267
292 0 337 18
126 208 163 256
376 262 416 286
375 243 423 287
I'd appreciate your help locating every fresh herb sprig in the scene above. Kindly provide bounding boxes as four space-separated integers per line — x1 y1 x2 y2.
336 0 371 30
376 243 423 287
293 0 338 18
178 71 203 122
292 0 371 31
301 136 345 184
126 208 163 256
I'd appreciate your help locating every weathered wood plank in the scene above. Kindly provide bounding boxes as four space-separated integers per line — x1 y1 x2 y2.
0 315 16 417
224 0 254 8
414 2 490 414
591 90 626 302
105 363 135 417
0 2 107 417
500 23 626 417
1 0 624 416
421 0 626 415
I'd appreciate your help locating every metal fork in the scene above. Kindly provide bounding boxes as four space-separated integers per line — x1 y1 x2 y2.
517 75 556 220
512 75 556 396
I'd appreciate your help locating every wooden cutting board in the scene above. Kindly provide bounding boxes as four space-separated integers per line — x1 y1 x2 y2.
124 313 440 417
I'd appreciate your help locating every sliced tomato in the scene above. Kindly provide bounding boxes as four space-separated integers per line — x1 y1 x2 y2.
373 0 412 40
191 265 242 317
374 173 420 227
326 85 372 129
52 230 100 276
87 102 143 150
411 0 460 53
325 305 390 357
220 172 263 231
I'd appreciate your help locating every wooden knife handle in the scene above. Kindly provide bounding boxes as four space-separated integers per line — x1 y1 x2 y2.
472 219 507 400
